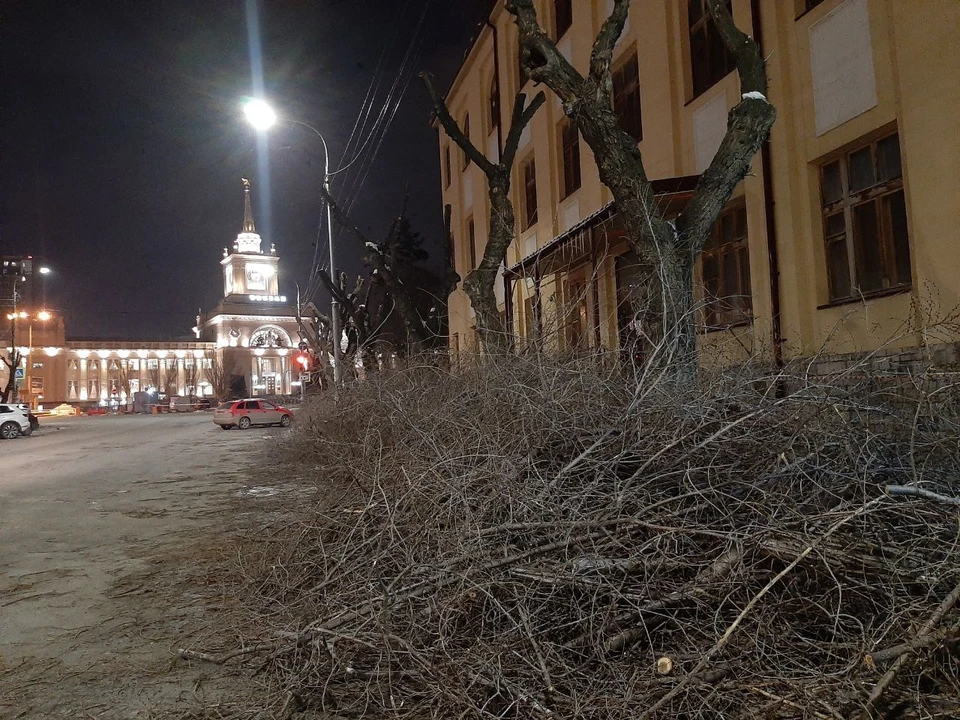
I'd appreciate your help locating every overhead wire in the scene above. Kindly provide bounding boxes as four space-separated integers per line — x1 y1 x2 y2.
304 0 433 306
339 0 433 215
306 6 403 293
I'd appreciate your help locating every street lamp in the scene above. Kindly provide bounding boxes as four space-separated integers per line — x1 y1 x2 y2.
25 310 53 409
243 99 277 131
242 97 343 385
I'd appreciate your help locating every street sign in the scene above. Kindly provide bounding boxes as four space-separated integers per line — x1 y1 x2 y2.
14 368 25 379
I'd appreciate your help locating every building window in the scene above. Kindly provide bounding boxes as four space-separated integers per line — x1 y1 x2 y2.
701 204 752 328
797 0 826 16
523 295 535 338
688 0 735 98
554 0 573 39
559 117 581 199
467 218 477 269
820 132 910 302
521 156 538 230
443 145 451 188
612 52 642 142
564 275 589 351
488 72 500 134
462 114 471 170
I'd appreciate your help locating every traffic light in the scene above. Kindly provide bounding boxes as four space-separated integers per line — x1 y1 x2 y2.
298 339 309 352
294 351 311 371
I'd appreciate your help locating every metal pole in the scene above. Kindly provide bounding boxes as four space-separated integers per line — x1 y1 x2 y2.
324 164 342 385
26 323 33 408
10 277 19 403
287 118 342 386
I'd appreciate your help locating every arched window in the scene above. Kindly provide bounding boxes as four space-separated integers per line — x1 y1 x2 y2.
249 325 291 348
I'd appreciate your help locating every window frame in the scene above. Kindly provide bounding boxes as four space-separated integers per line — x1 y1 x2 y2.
612 50 643 143
467 217 477 270
488 70 500 135
700 202 753 330
795 0 827 19
687 0 736 100
558 116 582 200
554 0 573 40
442 145 451 189
461 114 471 170
818 131 911 305
562 270 590 352
520 155 538 231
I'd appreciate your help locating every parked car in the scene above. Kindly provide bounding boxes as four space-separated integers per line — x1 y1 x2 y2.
213 399 294 430
0 404 33 439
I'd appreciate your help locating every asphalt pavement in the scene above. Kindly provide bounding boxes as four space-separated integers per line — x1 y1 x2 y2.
0 412 279 717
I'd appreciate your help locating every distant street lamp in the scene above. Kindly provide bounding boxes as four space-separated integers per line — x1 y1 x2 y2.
25 309 54 409
242 98 342 385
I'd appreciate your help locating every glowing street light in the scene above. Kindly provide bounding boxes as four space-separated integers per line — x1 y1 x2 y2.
243 98 277 131
38 266 52 275
37 310 52 322
242 97 343 385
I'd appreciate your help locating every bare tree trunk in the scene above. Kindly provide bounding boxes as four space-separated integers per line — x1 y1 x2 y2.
506 0 775 380
1 351 20 403
441 204 460 301
206 352 232 401
422 73 544 354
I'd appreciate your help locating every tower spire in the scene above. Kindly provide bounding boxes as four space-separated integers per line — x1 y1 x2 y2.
233 178 264 254
241 177 256 233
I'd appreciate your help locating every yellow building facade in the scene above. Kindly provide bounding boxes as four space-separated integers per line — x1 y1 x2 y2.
439 0 960 365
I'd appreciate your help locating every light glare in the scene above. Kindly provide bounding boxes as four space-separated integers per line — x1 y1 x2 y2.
244 99 277 131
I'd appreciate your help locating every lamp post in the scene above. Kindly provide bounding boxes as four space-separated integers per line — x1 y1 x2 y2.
243 98 343 385
4 265 53 404
24 310 53 409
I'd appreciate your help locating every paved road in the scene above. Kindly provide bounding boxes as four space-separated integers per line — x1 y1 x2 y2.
0 413 281 717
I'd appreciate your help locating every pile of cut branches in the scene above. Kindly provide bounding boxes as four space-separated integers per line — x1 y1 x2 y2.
182 354 960 719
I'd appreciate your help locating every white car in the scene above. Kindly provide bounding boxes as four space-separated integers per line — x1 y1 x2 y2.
0 404 32 439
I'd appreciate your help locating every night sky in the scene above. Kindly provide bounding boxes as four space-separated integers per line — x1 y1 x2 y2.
0 0 493 339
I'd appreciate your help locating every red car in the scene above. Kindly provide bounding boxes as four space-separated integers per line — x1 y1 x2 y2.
213 399 294 430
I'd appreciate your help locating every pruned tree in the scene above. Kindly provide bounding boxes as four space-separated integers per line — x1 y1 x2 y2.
317 271 381 376
117 360 133 404
1 345 21 403
422 73 545 353
319 186 433 353
147 364 162 394
506 0 775 379
164 361 179 397
184 360 200 398
295 303 333 389
205 352 233 402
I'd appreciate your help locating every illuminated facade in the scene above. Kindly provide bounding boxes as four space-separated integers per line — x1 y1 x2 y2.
1 180 302 407
439 0 960 365
193 178 301 397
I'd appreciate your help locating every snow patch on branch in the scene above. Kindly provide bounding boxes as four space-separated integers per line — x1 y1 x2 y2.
365 242 381 252
741 91 767 102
